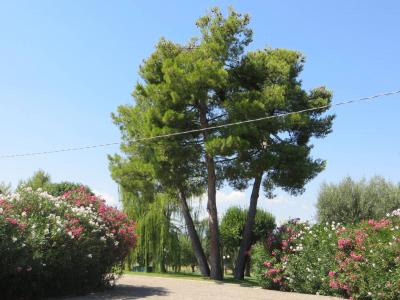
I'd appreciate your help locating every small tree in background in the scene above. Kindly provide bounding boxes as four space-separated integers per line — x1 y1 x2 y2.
220 207 275 275
317 176 400 224
16 170 92 197
17 170 51 191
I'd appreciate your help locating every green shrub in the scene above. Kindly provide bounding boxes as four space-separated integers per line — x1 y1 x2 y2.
220 207 275 259
317 176 400 224
0 187 136 299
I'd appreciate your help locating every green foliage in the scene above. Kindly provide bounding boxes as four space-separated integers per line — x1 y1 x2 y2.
17 170 51 191
220 207 275 261
251 242 271 288
17 170 92 197
179 235 197 270
119 183 182 273
317 176 400 224
46 181 93 197
220 47 334 195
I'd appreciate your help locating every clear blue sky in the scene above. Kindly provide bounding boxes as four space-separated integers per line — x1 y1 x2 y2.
1 1 399 221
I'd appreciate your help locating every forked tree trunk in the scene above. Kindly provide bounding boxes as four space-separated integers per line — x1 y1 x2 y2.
199 103 223 280
234 173 263 279
179 189 210 277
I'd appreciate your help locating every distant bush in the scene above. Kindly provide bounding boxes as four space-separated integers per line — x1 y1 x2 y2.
220 207 276 252
317 176 400 224
0 187 136 299
220 207 275 272
253 212 400 299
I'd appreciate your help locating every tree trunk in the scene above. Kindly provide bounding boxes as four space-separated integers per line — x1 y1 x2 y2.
245 255 251 277
205 153 223 280
234 173 263 279
199 104 223 280
179 189 210 277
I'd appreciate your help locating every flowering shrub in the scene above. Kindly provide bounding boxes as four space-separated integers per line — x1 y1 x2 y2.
254 212 400 299
0 187 136 299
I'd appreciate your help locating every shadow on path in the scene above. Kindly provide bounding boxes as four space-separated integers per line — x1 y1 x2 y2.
64 285 169 300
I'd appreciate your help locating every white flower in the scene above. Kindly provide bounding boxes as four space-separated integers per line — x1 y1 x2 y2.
87 254 93 259
100 236 106 242
12 237 17 242
114 241 119 247
21 211 27 217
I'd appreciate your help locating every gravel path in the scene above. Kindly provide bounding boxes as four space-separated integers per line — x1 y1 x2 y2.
64 275 341 300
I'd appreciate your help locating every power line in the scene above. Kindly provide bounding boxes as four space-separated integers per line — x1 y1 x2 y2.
1 89 399 159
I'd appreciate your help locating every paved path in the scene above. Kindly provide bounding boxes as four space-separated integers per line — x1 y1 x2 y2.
65 275 341 300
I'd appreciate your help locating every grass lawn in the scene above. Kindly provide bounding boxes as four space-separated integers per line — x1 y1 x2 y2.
124 271 258 287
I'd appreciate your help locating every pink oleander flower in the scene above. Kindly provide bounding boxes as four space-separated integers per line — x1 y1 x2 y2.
328 271 336 277
267 268 281 275
368 219 391 230
338 238 352 249
329 279 339 289
350 252 363 261
5 217 18 225
263 261 272 268
272 276 282 283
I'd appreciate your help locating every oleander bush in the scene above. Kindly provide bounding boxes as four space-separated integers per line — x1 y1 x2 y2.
253 211 400 299
0 187 137 299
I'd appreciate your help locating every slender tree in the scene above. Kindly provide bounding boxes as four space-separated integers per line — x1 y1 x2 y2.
214 49 335 279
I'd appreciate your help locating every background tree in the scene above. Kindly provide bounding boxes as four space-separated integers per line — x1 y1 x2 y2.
17 169 51 191
16 170 92 196
220 207 275 275
317 176 400 224
179 235 197 272
46 182 92 197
